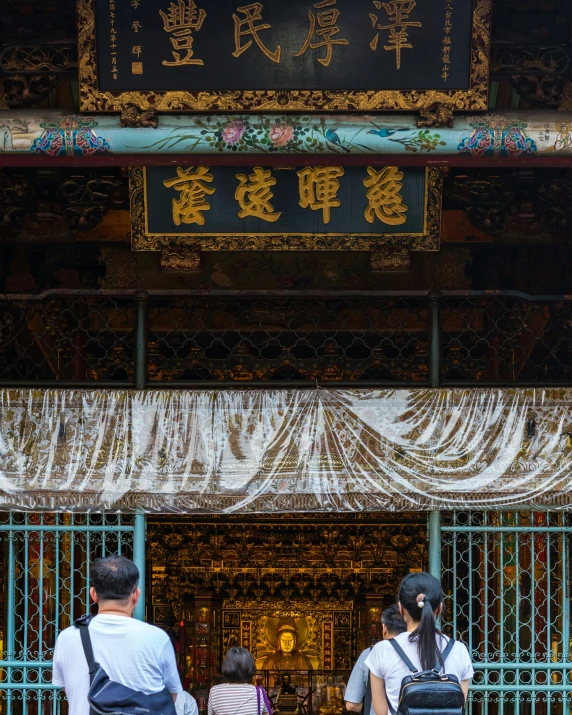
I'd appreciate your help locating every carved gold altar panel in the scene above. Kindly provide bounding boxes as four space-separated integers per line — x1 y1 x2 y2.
78 0 490 113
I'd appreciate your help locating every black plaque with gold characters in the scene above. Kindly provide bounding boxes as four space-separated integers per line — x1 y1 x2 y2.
129 165 442 251
78 0 491 112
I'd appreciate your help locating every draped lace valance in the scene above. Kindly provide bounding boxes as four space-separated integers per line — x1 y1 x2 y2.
1 388 571 512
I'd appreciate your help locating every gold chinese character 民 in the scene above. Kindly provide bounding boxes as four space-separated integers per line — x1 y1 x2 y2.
370 1 421 70
295 0 348 67
235 167 281 222
297 166 344 224
232 3 281 64
363 166 408 225
163 166 215 226
160 0 206 66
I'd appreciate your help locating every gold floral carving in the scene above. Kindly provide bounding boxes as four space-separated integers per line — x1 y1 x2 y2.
129 167 442 252
78 0 491 113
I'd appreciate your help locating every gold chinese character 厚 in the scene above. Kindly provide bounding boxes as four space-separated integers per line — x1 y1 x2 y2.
163 166 215 226
160 0 206 66
233 3 281 64
297 166 344 224
295 0 348 67
235 167 281 222
370 1 421 70
363 166 408 225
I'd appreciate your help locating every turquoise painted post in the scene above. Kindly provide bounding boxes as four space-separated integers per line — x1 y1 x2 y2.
428 511 442 580
133 513 146 622
6 526 16 715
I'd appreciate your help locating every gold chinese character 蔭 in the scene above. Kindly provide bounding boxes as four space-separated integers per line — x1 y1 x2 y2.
363 166 408 225
163 166 215 226
295 0 348 67
232 3 281 64
160 0 206 66
370 1 421 70
235 167 281 222
297 166 344 224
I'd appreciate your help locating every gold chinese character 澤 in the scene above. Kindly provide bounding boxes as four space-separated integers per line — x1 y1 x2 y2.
297 166 344 224
232 3 281 64
370 1 421 70
235 167 281 222
295 0 348 67
163 166 215 226
160 0 206 66
363 166 408 225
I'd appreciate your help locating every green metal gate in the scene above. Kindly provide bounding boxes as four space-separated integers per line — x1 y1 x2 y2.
436 511 572 715
0 512 146 715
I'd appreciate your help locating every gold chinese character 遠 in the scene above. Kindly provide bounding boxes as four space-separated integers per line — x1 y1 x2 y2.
235 167 281 222
295 0 348 67
363 166 408 225
160 0 206 66
163 166 215 226
232 3 281 64
297 166 344 224
370 1 421 70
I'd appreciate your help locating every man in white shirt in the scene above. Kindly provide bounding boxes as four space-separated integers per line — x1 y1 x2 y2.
52 554 183 715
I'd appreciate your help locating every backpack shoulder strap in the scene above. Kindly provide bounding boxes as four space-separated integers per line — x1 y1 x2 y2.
387 638 418 674
75 615 98 681
435 637 457 672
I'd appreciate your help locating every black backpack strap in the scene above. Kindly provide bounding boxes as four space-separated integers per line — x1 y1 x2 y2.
435 637 457 672
75 615 98 683
388 638 418 674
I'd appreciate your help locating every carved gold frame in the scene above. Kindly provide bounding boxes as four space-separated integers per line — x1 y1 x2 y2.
129 166 442 252
78 0 491 113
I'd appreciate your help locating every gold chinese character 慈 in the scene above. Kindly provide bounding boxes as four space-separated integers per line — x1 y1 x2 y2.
163 166 215 226
295 0 348 68
160 0 206 66
370 1 421 70
232 3 281 64
235 167 281 222
297 166 344 224
363 166 408 225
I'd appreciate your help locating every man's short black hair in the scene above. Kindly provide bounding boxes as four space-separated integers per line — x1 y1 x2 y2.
382 603 406 636
91 555 139 602
221 647 257 683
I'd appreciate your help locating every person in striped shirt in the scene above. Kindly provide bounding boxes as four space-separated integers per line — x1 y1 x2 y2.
209 648 269 715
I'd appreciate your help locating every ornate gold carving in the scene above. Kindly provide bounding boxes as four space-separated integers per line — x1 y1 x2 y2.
120 105 159 129
78 0 490 113
370 247 410 272
129 167 442 251
99 246 139 289
160 247 201 272
0 74 57 109
417 103 455 128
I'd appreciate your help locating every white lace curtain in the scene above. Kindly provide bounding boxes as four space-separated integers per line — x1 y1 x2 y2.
1 388 571 512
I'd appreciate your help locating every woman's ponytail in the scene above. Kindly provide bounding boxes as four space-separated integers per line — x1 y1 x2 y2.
398 572 444 671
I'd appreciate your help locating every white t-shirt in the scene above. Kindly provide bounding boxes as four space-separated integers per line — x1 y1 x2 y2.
52 614 182 715
177 691 200 715
365 632 474 712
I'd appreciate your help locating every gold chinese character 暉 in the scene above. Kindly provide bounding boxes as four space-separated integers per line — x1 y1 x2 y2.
235 167 281 222
163 166 215 226
295 0 348 67
160 0 206 66
297 166 344 224
363 166 408 225
370 1 421 70
232 3 281 64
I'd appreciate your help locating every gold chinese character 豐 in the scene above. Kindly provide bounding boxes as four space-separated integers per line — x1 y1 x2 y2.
297 166 344 224
163 166 215 226
160 0 206 66
232 3 281 64
370 1 421 70
235 167 281 222
295 0 348 67
363 166 408 225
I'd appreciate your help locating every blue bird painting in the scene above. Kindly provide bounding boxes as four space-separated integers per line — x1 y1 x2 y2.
366 128 411 138
325 128 351 152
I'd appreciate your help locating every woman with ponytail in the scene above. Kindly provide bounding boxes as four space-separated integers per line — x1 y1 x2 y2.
365 572 473 715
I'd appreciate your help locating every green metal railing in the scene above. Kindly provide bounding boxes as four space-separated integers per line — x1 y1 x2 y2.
437 511 572 715
0 513 146 714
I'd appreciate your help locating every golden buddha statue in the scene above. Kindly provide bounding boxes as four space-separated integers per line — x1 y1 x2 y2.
261 619 312 671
